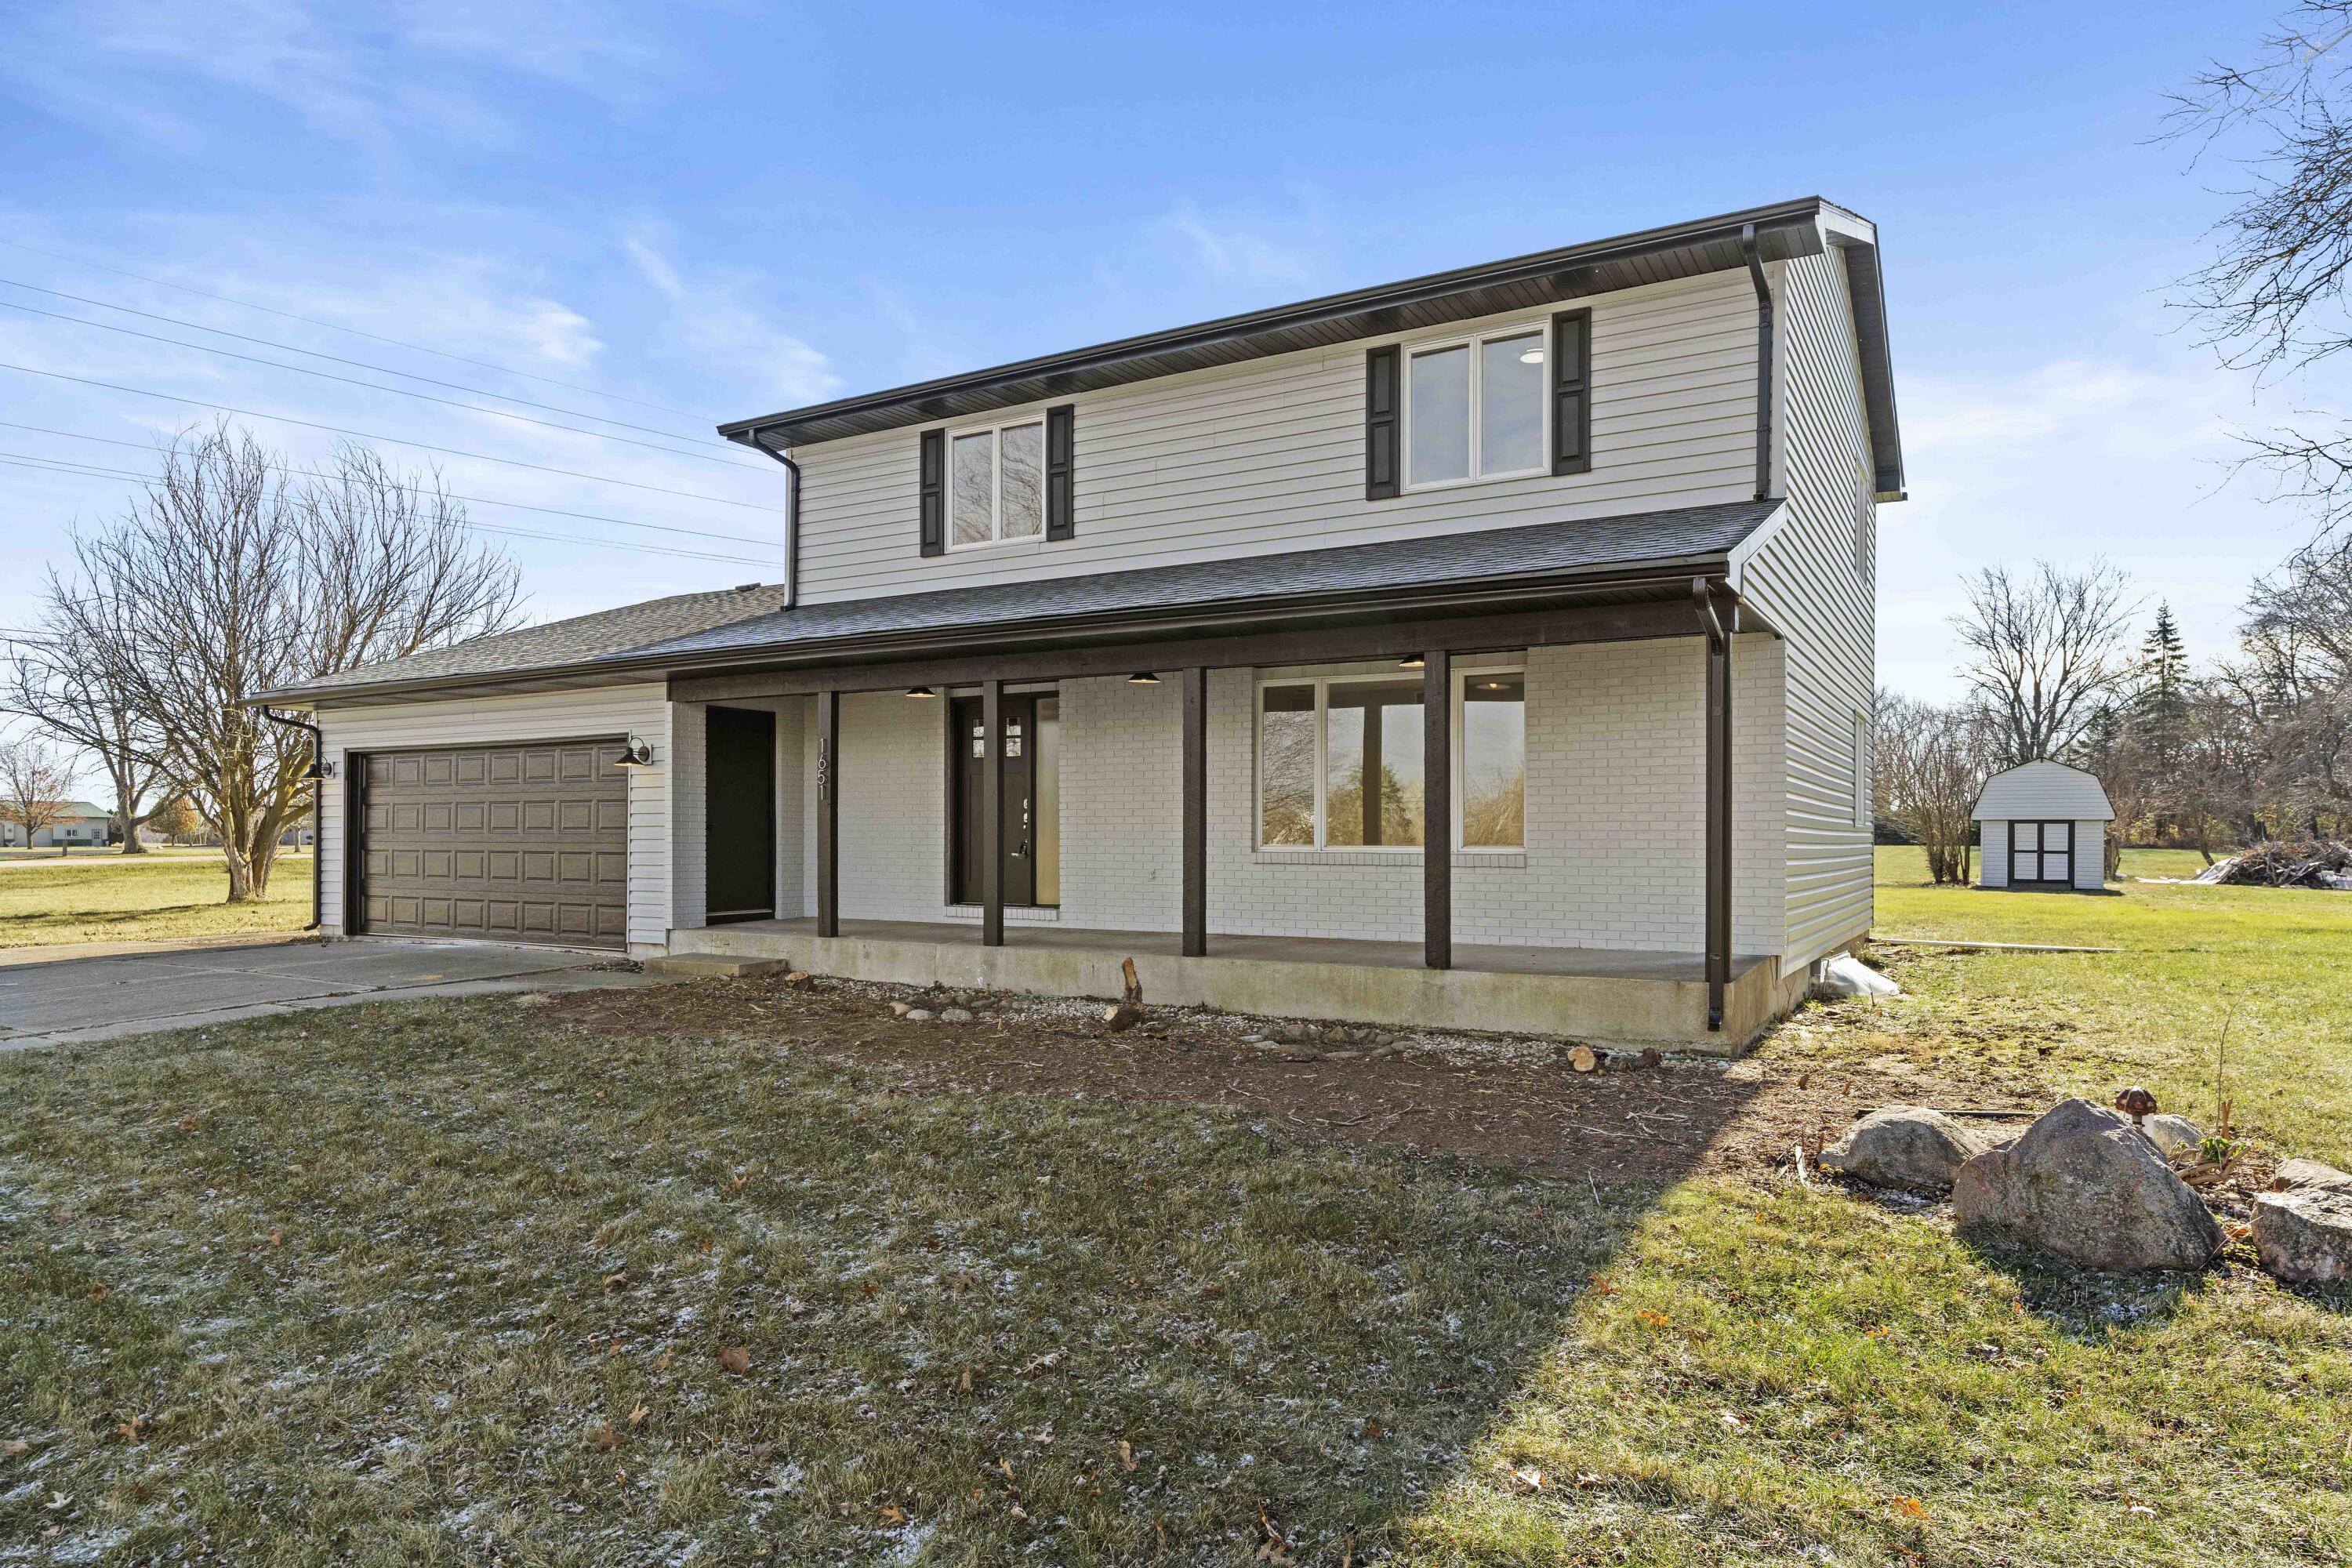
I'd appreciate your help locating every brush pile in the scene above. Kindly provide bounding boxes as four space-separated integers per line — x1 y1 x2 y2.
2193 840 2352 889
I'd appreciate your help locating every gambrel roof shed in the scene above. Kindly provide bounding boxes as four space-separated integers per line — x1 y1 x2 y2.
1971 760 2114 822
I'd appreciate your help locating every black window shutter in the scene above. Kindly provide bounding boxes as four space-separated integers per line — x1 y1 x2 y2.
918 429 945 556
1550 308 1592 475
1364 345 1400 500
1044 404 1075 539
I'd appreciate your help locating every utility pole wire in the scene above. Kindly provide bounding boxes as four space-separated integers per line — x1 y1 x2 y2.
0 454 786 568
0 234 714 423
0 422 779 547
0 299 764 470
0 361 787 514
0 277 724 446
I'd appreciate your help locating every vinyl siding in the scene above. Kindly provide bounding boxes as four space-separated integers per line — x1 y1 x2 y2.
1977 819 2108 891
1733 253 1877 974
1973 761 2116 821
786 270 1762 604
314 684 672 953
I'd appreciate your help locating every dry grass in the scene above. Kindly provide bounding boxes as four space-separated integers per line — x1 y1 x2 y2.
0 853 311 949
2 854 2349 1564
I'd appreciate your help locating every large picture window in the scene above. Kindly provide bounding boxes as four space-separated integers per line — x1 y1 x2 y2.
1258 668 1526 851
1406 328 1547 489
948 420 1045 547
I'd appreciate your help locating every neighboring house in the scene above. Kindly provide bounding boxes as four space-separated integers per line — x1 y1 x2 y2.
254 196 1900 1050
1 800 114 849
1973 761 2112 892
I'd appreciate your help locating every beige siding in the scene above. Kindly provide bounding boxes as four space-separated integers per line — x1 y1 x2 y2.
787 270 1761 604
314 684 673 953
1734 253 1877 972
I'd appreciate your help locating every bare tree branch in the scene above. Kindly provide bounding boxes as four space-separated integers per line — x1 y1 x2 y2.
1952 560 2139 766
0 735 78 854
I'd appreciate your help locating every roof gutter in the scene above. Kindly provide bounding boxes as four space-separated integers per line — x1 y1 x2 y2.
728 428 801 610
1740 222 1775 503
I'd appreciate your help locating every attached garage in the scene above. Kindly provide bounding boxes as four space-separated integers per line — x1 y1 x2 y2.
351 739 630 948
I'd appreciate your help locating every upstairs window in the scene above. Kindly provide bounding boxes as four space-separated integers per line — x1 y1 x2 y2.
949 420 1044 547
1406 329 1547 488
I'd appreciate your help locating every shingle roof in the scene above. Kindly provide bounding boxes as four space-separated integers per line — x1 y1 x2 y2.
265 499 1778 703
1972 760 2116 822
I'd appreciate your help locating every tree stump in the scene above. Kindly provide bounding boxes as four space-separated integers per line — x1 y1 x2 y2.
1102 958 1145 1032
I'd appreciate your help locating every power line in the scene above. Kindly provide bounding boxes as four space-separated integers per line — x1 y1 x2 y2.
0 234 714 423
0 298 763 470
0 455 784 568
0 362 787 514
0 277 722 446
0 422 780 548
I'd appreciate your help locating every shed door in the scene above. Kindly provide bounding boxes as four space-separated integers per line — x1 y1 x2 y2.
2008 820 2074 887
355 739 629 948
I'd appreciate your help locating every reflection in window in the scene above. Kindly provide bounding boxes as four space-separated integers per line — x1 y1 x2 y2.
1479 334 1544 475
1324 679 1424 846
1407 343 1470 485
950 432 993 546
1461 673 1526 848
1406 328 1547 488
946 421 1044 545
1258 684 1316 847
1000 422 1044 538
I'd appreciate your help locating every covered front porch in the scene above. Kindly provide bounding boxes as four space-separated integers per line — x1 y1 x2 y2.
666 916 1792 1049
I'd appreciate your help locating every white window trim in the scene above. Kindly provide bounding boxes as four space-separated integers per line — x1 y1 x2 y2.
1254 664 1526 855
944 418 1047 550
1401 325 1551 493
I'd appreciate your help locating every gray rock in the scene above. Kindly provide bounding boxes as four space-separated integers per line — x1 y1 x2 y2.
2271 1157 2352 1195
1951 1098 2225 1272
1813 953 1901 1000
903 1008 935 1022
888 1000 913 1018
1820 1105 1998 1194
2254 1189 2352 1283
938 1007 974 1023
2140 1113 2204 1160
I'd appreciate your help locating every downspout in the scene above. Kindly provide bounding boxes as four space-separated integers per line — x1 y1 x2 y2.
1740 222 1775 502
1693 578 1733 1033
260 706 324 933
735 426 801 609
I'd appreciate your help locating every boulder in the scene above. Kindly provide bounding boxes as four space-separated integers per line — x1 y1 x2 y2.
1813 954 1900 1000
2254 1189 2352 1283
1820 1106 1998 1193
938 1007 974 1023
2271 1158 2352 1196
2140 1113 2204 1161
1951 1098 2225 1272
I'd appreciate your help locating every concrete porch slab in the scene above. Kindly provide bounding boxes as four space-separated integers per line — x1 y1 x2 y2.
669 918 1792 1052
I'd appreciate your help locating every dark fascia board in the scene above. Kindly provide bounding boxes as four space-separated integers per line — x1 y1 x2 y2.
719 198 1847 449
1832 235 1905 499
256 555 1731 710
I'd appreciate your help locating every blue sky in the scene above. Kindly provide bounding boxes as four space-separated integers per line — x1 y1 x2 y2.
0 0 2330 705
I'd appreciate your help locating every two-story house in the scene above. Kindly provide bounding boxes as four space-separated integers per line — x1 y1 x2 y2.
256 197 1900 1050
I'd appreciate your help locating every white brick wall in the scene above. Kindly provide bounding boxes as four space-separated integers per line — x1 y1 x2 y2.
776 634 1786 958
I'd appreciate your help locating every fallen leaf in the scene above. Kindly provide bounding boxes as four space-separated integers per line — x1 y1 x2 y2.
267 1229 283 1247
115 1416 147 1443
627 1403 649 1428
1117 1439 1136 1471
586 1425 620 1451
998 1457 1016 1483
2 1439 27 1458
1573 1472 1605 1489
717 1346 751 1375
959 1366 975 1394
603 1272 627 1294
1892 1496 1927 1519
1358 1417 1385 1440
85 1285 107 1303
175 1114 202 1133
1508 1466 1545 1494
1718 1410 1745 1430
45 1492 71 1512
1017 1348 1065 1376
878 1504 908 1526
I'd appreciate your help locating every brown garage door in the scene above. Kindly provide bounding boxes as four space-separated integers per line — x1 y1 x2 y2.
355 739 629 949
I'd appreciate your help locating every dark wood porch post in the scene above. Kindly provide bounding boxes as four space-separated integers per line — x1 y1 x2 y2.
1422 650 1452 970
1700 594 1733 1031
1181 666 1207 957
815 690 839 938
982 677 1005 946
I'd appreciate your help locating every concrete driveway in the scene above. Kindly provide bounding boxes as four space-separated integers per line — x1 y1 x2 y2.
0 938 658 1050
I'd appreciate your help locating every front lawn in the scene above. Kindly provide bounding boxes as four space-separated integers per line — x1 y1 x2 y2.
2 862 2348 1564
0 853 312 949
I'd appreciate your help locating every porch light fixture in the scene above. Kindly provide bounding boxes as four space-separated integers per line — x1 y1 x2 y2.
612 736 656 769
300 757 336 782
906 686 936 698
1128 672 1160 684
1396 654 1425 670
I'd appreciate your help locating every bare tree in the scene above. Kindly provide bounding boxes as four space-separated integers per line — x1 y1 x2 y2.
1874 691 1991 885
2166 3 2352 545
0 735 78 856
45 423 521 902
1953 560 2138 765
5 618 166 854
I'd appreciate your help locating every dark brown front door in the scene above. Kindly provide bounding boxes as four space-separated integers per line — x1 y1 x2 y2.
355 739 627 949
706 706 776 922
951 694 1038 906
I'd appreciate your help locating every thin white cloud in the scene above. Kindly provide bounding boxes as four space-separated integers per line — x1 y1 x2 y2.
1156 204 1330 289
622 230 838 411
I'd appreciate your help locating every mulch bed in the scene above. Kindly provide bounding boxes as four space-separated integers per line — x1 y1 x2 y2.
539 971 2040 1185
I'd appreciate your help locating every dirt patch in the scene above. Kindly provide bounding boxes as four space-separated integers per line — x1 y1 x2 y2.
538 974 2044 1183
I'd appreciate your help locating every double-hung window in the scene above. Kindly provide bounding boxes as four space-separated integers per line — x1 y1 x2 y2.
1257 667 1526 851
1405 328 1548 489
949 420 1045 546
